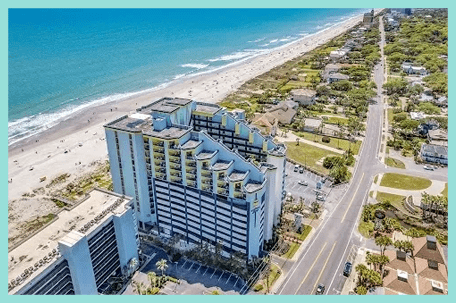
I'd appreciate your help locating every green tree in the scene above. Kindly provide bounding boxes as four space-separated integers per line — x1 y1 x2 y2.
375 235 393 256
156 259 168 276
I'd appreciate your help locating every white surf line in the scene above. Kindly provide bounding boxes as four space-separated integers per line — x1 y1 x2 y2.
326 177 372 294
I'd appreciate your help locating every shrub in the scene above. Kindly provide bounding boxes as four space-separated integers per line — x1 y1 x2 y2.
322 136 331 143
254 284 264 292
323 156 344 169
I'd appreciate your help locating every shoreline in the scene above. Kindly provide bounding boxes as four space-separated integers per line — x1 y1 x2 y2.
8 10 367 153
8 10 381 206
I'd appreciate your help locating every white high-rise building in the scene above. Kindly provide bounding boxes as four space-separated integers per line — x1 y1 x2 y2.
104 98 286 258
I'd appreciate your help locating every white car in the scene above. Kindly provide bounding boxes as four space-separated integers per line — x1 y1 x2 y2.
316 194 325 201
298 180 308 186
423 165 434 171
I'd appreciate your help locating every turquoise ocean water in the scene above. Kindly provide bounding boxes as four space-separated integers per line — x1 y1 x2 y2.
8 8 368 146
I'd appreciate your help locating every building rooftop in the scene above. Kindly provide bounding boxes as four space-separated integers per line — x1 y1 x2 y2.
328 73 350 80
228 170 248 182
194 103 222 115
143 125 191 140
8 189 132 293
428 129 448 141
421 144 448 157
244 180 265 193
196 150 217 160
289 88 317 97
138 97 192 114
212 160 233 171
106 115 152 133
181 139 202 150
383 269 418 295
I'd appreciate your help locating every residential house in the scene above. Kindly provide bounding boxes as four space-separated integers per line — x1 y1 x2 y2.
327 73 350 84
434 96 447 107
427 129 448 146
401 62 428 75
419 92 434 102
289 89 317 106
410 112 425 120
420 143 448 165
382 236 448 295
302 118 322 133
329 49 348 61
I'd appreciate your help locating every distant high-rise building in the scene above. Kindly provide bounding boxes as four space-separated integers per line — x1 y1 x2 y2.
104 97 287 259
363 9 375 27
404 8 412 16
8 189 139 295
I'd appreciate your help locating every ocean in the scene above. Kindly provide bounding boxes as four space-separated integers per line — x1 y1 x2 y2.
8 8 368 146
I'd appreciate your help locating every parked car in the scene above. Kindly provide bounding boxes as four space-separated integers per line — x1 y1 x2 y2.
294 165 299 172
315 284 325 295
423 165 434 171
316 194 325 201
299 167 304 174
343 262 352 277
298 180 308 186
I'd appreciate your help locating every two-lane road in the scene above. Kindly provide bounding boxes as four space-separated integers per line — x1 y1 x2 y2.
277 16 387 295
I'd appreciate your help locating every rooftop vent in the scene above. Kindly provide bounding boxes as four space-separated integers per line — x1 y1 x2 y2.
397 250 407 261
431 280 444 293
428 259 439 270
426 235 437 250
397 270 408 282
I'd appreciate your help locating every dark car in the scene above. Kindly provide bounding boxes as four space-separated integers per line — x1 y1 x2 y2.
315 284 325 295
343 262 352 277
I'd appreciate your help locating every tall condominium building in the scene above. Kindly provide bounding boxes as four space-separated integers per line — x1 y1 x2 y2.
8 189 139 295
104 97 286 258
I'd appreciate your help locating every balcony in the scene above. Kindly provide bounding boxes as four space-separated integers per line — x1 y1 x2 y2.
155 172 166 180
169 158 181 164
154 156 165 161
171 176 182 183
155 167 166 173
234 192 246 199
186 161 196 167
187 180 197 187
153 141 164 147
201 174 212 180
169 144 180 150
187 175 196 181
169 149 180 156
144 143 150 150
202 180 213 186
217 189 229 196
186 168 196 174
218 184 228 189
201 184 212 191
153 147 165 154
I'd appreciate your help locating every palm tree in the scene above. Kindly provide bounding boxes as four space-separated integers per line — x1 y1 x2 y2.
375 235 392 256
147 271 157 288
133 281 146 295
156 259 168 276
378 255 390 278
262 256 271 293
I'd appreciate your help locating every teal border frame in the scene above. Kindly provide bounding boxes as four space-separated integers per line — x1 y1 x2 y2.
3 2 452 303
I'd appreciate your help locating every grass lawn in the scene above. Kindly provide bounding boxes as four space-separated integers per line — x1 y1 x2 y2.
293 131 362 155
265 264 281 290
374 175 378 184
380 173 432 190
282 225 312 259
441 183 448 197
294 225 312 241
282 242 300 259
387 108 394 124
285 141 338 175
376 191 405 204
358 221 374 238
385 157 406 169
369 191 374 198
324 116 349 125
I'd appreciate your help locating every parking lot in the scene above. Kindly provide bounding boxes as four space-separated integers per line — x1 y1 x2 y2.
284 161 349 212
139 243 246 294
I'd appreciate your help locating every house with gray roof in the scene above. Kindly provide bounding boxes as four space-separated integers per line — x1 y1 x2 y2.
420 143 448 165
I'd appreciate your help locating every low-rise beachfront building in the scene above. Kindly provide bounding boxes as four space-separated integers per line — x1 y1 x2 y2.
289 88 316 106
8 189 139 295
327 72 350 83
104 97 287 259
420 143 448 165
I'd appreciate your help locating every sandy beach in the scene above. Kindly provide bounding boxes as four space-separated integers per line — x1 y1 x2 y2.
8 10 381 243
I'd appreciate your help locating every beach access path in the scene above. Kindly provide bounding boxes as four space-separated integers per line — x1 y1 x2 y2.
8 10 382 239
